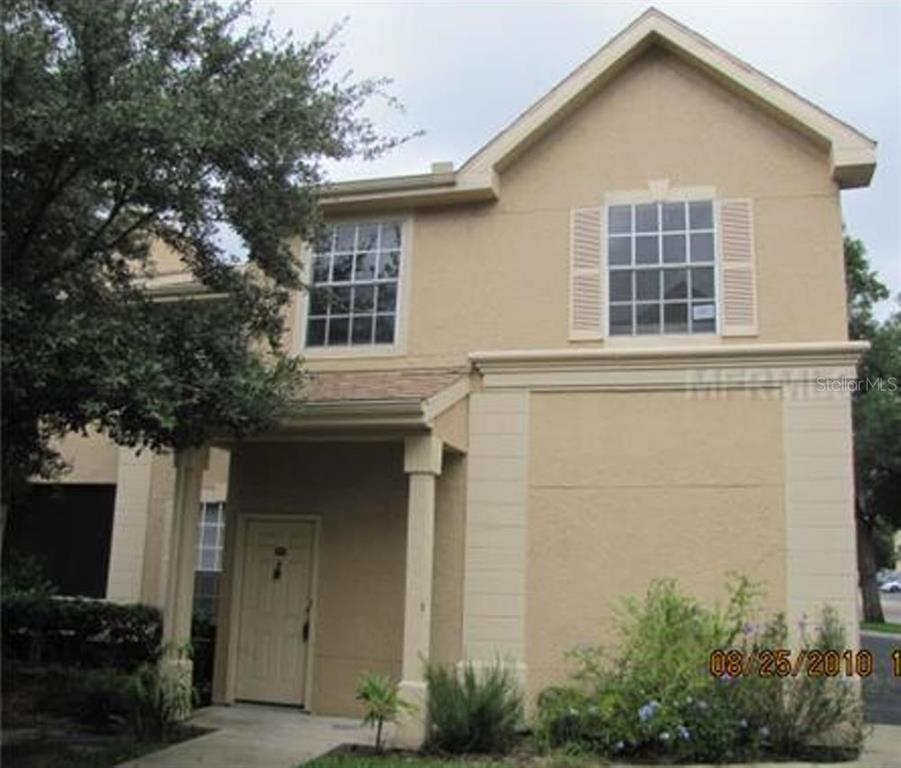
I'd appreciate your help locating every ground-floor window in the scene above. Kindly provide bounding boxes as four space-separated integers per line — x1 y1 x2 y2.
192 501 226 705
193 501 225 620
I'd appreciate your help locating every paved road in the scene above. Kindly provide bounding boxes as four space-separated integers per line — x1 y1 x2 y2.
880 592 901 625
861 631 901 725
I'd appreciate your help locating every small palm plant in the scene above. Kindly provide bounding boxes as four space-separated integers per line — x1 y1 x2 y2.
356 672 415 752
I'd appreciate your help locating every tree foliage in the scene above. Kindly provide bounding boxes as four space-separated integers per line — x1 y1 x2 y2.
844 234 889 342
846 235 901 527
844 234 901 621
2 0 403 487
853 306 901 526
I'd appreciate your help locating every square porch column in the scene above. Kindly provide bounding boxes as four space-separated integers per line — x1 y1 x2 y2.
160 446 209 700
396 434 442 748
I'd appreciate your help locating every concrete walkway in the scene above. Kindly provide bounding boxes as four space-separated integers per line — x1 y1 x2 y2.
856 725 901 766
117 704 370 768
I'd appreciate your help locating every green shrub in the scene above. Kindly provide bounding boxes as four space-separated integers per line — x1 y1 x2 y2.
425 660 522 754
535 579 864 762
126 657 195 741
1 552 57 599
191 614 217 706
31 665 132 728
534 686 596 750
74 667 133 728
2 594 162 670
356 672 414 752
538 578 763 761
743 609 864 756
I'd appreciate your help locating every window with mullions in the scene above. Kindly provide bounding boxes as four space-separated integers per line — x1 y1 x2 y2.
196 501 225 572
194 501 225 621
607 201 717 335
306 221 402 348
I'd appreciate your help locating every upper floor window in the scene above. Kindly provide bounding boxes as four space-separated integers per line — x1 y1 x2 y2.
306 220 402 348
607 200 716 335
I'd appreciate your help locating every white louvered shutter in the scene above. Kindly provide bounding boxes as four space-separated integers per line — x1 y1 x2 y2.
570 207 604 339
718 199 758 337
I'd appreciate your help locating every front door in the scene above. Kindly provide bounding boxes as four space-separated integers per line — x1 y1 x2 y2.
236 519 315 705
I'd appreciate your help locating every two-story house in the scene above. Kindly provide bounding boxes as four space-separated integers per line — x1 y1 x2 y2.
11 9 875 746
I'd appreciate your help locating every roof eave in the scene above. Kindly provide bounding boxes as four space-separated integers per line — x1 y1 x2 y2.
319 171 498 213
831 146 877 189
457 9 877 190
282 398 428 431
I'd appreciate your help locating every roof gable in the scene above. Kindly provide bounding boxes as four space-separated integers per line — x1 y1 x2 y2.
321 8 875 212
459 8 874 189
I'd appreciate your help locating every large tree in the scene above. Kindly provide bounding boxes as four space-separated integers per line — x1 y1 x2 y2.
2 0 402 530
845 234 901 623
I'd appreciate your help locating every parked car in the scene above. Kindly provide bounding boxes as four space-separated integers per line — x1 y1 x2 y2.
879 580 901 593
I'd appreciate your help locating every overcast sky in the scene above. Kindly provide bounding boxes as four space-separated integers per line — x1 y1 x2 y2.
253 0 900 317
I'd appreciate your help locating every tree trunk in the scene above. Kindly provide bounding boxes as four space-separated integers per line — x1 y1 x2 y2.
856 510 885 623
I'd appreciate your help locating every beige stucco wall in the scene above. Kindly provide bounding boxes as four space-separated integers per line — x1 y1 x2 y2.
525 389 786 700
103 445 230 606
300 45 845 372
42 431 120 485
431 452 467 668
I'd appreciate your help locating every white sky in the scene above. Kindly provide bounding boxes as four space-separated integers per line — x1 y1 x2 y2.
252 0 901 317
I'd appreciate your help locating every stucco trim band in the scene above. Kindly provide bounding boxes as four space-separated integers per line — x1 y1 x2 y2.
471 342 867 391
472 341 867 369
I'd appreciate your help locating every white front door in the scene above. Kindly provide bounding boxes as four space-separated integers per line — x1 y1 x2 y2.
236 519 315 705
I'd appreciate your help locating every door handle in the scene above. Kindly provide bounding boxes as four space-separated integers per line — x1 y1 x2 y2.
302 598 313 642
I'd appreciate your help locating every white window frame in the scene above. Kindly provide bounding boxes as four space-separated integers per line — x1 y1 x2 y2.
602 184 720 340
298 215 413 359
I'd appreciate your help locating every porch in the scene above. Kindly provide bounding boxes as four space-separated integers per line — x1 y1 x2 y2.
160 369 469 747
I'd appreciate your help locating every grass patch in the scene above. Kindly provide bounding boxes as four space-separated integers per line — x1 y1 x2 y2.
302 756 517 768
861 621 901 634
1 724 208 768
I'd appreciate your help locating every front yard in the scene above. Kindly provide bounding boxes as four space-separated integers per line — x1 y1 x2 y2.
0 588 209 768
1 662 208 768
338 580 867 768
2 721 204 768
304 756 516 768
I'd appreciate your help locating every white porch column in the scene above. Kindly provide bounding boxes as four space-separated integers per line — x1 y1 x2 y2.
160 446 209 696
396 434 443 748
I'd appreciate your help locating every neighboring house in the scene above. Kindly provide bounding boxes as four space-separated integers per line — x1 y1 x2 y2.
6 9 876 746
